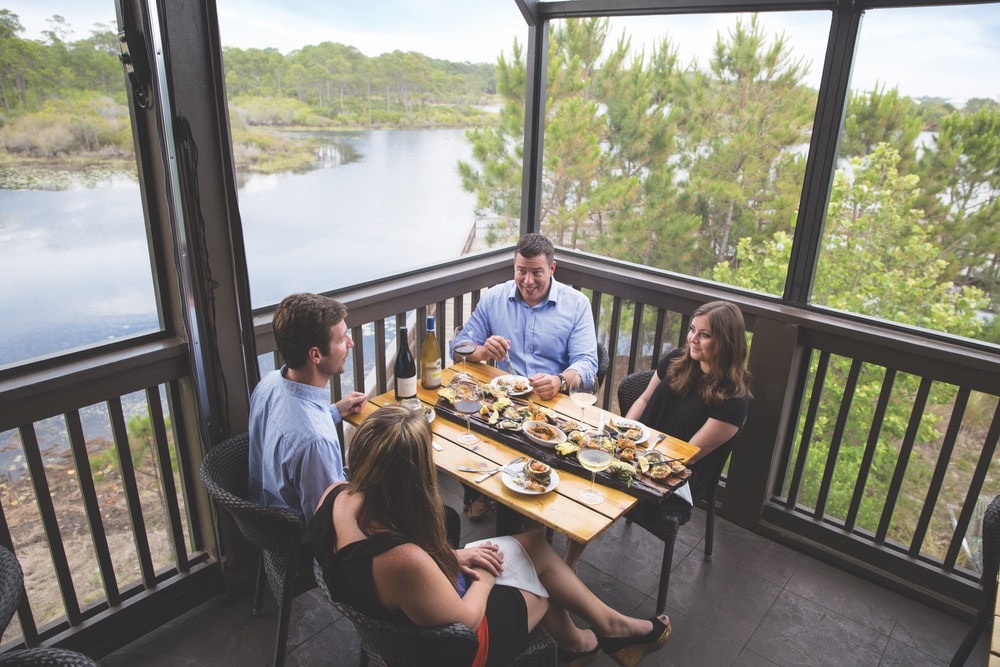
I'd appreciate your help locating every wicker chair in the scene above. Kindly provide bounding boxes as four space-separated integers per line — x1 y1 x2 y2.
314 562 556 667
0 547 99 666
617 370 734 615
950 494 1000 666
200 433 308 667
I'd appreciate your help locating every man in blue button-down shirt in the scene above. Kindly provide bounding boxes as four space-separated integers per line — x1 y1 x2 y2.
451 234 598 520
249 293 367 525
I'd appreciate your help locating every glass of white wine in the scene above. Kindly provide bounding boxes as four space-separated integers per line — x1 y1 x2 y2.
453 325 476 379
577 445 613 505
452 378 482 445
569 375 599 424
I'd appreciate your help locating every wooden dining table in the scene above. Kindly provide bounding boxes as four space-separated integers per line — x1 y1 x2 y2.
343 363 700 546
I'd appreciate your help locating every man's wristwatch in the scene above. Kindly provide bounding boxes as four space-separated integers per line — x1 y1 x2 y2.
558 374 569 393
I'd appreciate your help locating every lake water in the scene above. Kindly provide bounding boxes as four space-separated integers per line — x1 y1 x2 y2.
0 128 480 368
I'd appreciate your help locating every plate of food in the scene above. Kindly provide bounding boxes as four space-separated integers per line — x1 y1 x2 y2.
607 417 650 444
502 459 559 495
522 420 567 447
490 374 533 396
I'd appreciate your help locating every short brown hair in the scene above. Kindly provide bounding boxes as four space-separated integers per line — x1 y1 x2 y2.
515 233 554 263
272 293 347 369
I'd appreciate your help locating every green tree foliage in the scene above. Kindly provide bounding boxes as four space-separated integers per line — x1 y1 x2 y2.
841 85 924 172
714 144 987 532
916 106 1000 308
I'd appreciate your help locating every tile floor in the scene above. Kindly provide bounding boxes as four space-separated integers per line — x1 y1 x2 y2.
100 475 990 666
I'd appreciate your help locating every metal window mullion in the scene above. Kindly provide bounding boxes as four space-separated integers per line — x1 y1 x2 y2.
64 410 120 606
784 5 864 305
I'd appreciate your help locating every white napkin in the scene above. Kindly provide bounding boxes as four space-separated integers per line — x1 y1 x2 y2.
675 482 693 506
464 536 549 598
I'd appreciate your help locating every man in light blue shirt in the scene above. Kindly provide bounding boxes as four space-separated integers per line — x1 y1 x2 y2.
451 233 598 400
249 293 367 524
450 234 598 520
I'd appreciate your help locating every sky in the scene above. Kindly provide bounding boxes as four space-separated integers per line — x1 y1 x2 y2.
4 1 999 104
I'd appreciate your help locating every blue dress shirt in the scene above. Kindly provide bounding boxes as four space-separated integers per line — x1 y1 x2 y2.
248 367 346 524
450 278 597 385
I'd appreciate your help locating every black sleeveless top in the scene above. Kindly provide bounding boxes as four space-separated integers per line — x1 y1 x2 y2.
308 484 412 624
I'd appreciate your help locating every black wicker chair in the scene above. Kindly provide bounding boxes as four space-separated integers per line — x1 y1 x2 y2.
315 562 556 667
200 433 308 667
950 494 1000 666
617 370 733 615
0 547 99 666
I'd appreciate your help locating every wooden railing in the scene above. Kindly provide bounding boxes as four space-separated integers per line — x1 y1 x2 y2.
253 247 999 615
0 248 996 655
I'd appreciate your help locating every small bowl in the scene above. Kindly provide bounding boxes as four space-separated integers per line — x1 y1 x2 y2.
522 421 567 448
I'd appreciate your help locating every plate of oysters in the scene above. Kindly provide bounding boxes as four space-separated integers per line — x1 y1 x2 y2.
502 458 559 495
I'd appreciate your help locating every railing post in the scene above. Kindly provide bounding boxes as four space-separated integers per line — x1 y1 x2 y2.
723 317 801 527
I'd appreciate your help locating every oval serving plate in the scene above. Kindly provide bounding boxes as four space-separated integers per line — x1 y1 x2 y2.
490 374 533 397
608 417 650 444
502 462 560 495
522 420 567 448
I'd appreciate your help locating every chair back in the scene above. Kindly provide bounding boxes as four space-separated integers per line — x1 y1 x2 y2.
200 434 304 603
0 546 23 636
617 370 654 416
982 494 999 588
596 342 610 388
314 562 478 667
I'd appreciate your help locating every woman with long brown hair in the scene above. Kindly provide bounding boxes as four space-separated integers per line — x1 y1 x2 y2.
565 300 752 570
310 404 670 667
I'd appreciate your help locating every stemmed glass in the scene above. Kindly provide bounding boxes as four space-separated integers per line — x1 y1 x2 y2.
453 325 476 379
569 376 599 425
576 442 613 505
452 377 483 445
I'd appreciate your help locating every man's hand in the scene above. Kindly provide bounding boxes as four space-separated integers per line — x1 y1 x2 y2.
529 373 561 400
335 391 367 416
455 542 504 581
476 335 510 363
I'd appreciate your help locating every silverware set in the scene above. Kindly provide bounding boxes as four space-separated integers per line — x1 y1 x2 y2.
459 456 526 483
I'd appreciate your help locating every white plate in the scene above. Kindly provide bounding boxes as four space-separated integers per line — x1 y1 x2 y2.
522 420 567 447
502 462 559 495
490 374 533 396
609 418 650 444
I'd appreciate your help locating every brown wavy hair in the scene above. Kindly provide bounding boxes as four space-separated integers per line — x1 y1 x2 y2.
346 405 460 585
668 301 752 405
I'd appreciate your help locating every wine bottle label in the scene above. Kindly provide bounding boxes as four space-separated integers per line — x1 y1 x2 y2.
422 359 442 388
396 375 417 399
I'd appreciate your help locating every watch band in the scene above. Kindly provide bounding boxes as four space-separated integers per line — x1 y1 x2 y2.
558 374 568 393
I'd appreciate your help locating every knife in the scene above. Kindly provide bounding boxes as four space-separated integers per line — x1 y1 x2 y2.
474 456 525 483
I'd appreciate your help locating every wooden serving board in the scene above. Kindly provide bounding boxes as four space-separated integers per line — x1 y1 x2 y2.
435 397 690 503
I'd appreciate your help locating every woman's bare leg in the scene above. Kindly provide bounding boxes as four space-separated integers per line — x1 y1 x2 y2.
513 531 663 641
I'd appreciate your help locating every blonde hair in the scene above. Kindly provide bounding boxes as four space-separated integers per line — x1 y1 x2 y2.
347 405 459 584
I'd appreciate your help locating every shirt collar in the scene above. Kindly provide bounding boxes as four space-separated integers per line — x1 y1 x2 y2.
506 277 561 306
279 365 331 406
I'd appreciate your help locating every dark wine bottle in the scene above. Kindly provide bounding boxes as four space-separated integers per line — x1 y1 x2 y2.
394 326 419 407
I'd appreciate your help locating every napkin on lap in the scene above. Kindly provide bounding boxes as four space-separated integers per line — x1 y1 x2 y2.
464 536 549 598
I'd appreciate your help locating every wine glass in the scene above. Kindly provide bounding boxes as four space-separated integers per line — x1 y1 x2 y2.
452 377 483 445
569 375 599 424
453 325 476 379
576 444 613 505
